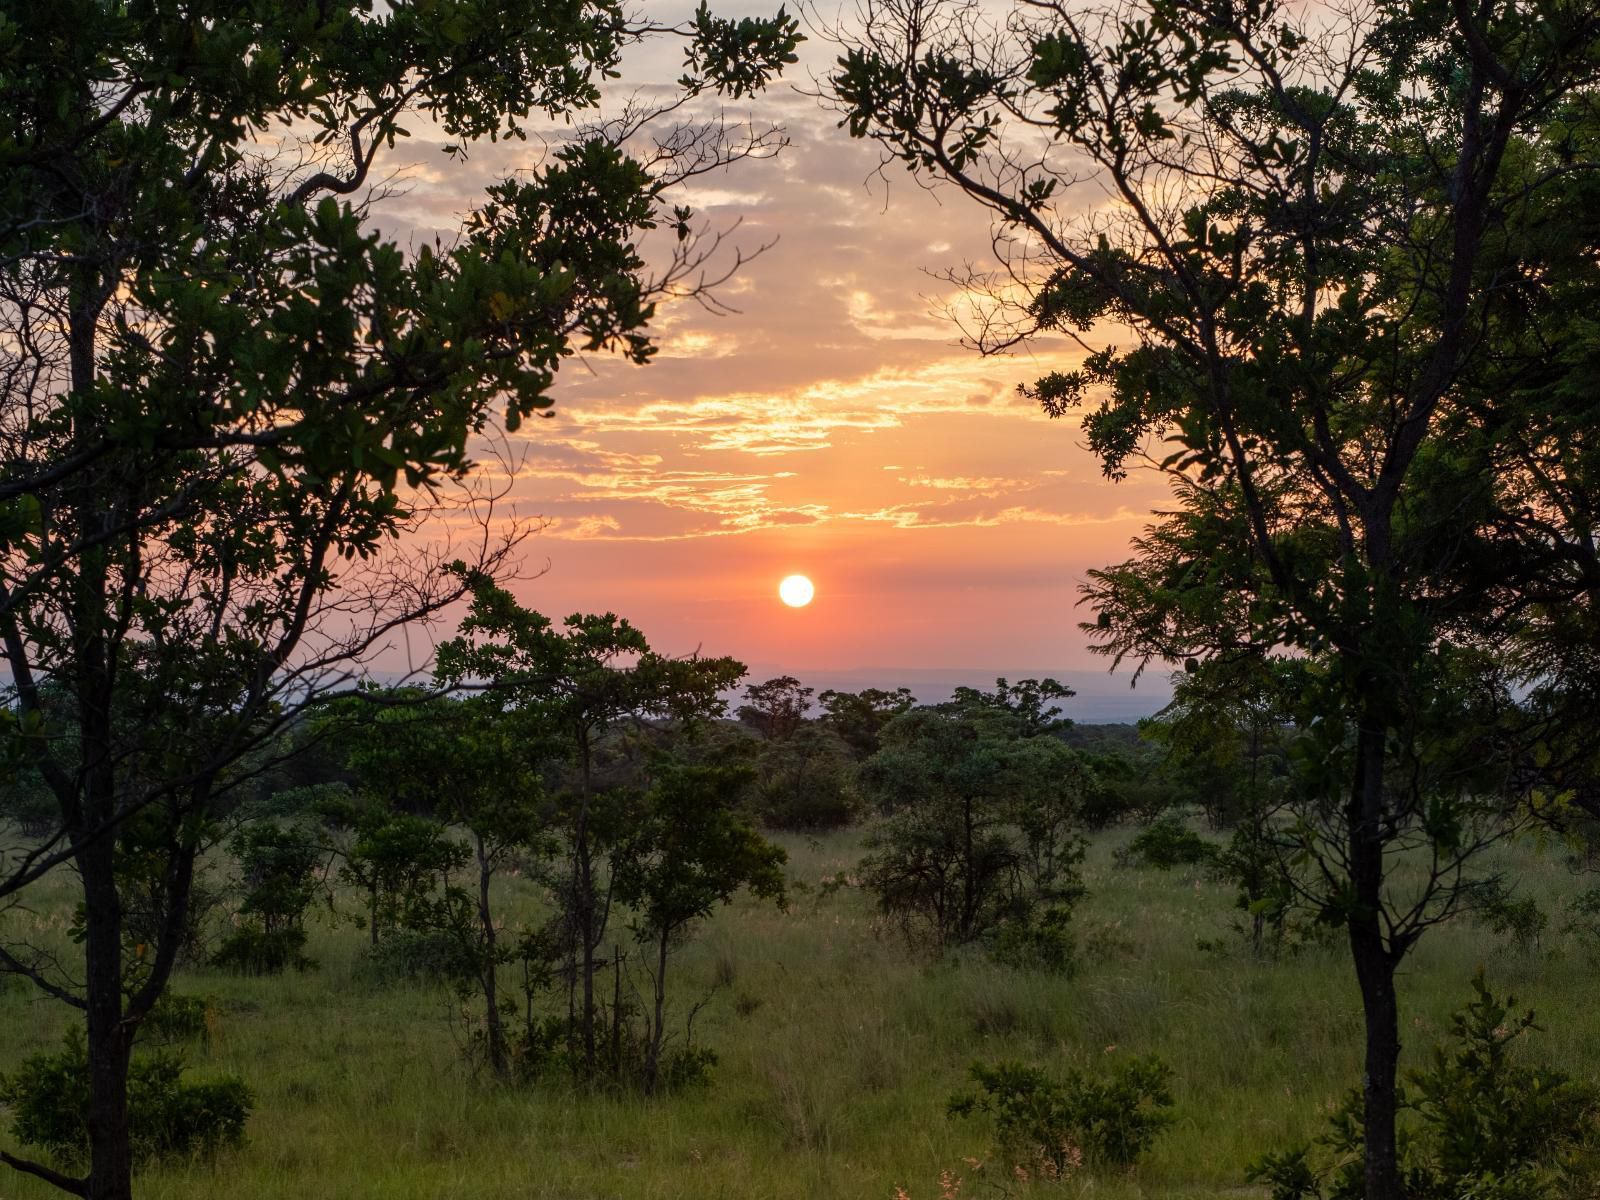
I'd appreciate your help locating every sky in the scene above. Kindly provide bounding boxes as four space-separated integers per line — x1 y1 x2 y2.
376 5 1177 719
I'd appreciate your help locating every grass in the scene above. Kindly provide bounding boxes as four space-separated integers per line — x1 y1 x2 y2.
2 822 1598 1199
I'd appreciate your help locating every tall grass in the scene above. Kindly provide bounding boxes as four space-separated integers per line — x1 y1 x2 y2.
2 822 1596 1199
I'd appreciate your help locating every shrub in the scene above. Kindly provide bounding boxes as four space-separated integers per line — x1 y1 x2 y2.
753 725 859 831
1473 882 1548 953
858 706 1091 955
358 928 475 987
2 1028 251 1165
1113 815 1220 871
141 993 212 1045
231 821 323 934
1565 886 1600 946
990 904 1077 974
211 925 315 975
1248 973 1600 1200
948 1056 1175 1172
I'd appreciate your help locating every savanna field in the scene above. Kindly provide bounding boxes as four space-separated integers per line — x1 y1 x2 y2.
4 822 1594 1200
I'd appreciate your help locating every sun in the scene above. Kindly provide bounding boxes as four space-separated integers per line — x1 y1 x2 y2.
778 574 815 608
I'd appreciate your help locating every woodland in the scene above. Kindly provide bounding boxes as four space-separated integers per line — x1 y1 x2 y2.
2 0 1599 1198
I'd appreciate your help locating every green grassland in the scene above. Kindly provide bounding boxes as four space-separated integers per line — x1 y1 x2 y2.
2 825 1596 1200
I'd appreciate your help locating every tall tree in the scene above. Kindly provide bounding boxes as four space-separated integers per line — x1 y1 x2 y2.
435 575 745 1079
0 2 799 1194
830 1 1600 1194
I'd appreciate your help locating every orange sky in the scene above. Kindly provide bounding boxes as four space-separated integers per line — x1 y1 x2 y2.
377 12 1175 716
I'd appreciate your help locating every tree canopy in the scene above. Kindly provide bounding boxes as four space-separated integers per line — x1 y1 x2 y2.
830 0 1600 1194
0 1 799 1194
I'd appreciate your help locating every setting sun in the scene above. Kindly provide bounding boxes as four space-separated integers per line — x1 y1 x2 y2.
778 574 815 608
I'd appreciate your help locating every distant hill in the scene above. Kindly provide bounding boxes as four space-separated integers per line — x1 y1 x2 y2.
740 666 1174 723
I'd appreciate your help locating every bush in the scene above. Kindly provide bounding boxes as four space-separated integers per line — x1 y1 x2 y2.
141 993 212 1045
858 707 1091 955
1248 973 1600 1200
1565 886 1600 946
358 928 475 987
230 820 323 934
121 865 225 968
1114 815 1220 871
1 1028 251 1166
211 925 315 975
948 1056 1175 1172
754 725 859 831
1473 882 1548 953
990 904 1077 974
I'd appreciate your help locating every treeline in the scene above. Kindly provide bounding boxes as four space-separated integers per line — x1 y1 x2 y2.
8 596 1600 1193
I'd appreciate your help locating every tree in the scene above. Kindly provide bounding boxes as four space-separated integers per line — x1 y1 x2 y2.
830 2 1599 1194
1143 659 1298 951
737 675 815 740
945 677 1074 738
610 761 786 1092
0 2 799 1192
333 690 553 1077
435 576 746 1080
212 821 325 975
858 701 1090 965
336 808 471 951
751 724 860 830
817 686 916 759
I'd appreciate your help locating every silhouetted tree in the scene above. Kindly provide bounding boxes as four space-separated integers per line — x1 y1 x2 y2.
737 676 814 740
817 686 916 759
0 0 799 1191
831 1 1600 1191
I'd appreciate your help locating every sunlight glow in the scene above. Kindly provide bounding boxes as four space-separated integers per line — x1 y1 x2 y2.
778 574 815 608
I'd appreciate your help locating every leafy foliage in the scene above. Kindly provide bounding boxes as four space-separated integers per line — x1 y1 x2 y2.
859 693 1091 963
949 1057 1175 1171
1249 975 1600 1200
337 811 470 947
1114 815 1220 871
2 1030 250 1167
816 687 916 760
611 760 786 1090
737 676 814 740
211 927 315 977
1473 883 1550 954
752 725 859 831
230 823 323 936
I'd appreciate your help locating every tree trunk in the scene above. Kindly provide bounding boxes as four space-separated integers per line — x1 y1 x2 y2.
610 944 623 1076
80 832 133 1200
645 928 670 1094
575 729 598 1076
474 833 506 1077
576 821 596 1074
1349 716 1402 1200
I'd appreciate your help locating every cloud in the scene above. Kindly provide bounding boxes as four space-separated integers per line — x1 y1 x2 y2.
367 74 1167 669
